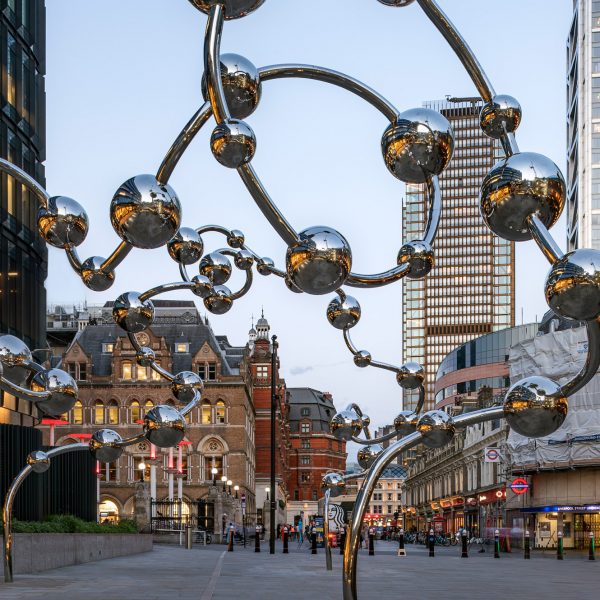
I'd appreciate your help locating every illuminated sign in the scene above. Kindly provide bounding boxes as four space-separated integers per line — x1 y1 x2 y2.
510 477 529 495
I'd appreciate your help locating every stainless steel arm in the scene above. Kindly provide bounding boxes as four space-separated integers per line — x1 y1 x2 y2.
526 213 564 265
127 332 175 382
0 378 47 401
204 4 229 124
560 318 600 397
0 157 49 207
342 328 400 373
345 263 410 288
138 281 196 303
101 241 133 273
422 177 442 246
351 429 399 445
64 245 83 274
415 384 425 415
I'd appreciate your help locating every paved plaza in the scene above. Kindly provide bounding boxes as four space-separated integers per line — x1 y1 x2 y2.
0 539 597 599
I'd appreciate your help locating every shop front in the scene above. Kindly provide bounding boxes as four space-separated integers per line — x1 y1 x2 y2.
464 496 479 536
478 487 505 537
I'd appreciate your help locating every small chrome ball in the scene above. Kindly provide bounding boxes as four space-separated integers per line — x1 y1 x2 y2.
144 404 186 448
330 407 362 441
354 350 372 368
201 54 261 119
382 108 454 184
171 371 204 404
210 119 256 168
0 334 31 368
504 376 567 438
167 228 204 265
357 444 383 469
90 429 124 463
191 274 213 298
480 152 565 241
204 285 233 314
27 450 50 474
286 226 352 295
227 229 245 248
80 256 115 292
257 257 274 275
112 292 155 333
187 0 266 19
234 249 254 270
398 240 434 279
110 174 181 249
321 472 346 498
37 196 89 248
544 248 600 321
31 368 78 415
479 95 522 139
393 410 418 436
377 0 415 5
396 362 425 389
326 295 361 329
417 410 455 448
136 346 156 367
199 252 233 285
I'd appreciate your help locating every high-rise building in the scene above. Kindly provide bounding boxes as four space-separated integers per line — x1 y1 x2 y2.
402 97 515 411
566 0 600 250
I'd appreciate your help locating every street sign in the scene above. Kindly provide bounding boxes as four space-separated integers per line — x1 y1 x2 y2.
241 493 246 515
484 447 501 463
510 477 529 495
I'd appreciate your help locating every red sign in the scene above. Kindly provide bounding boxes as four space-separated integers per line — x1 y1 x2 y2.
510 477 529 495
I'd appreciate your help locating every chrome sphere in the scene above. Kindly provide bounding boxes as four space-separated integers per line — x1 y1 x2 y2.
187 0 266 19
396 362 425 390
377 0 415 5
27 450 50 474
544 249 600 321
37 196 88 248
393 410 418 436
480 152 565 241
80 256 115 292
32 368 78 415
143 404 186 448
382 108 454 184
199 252 233 285
321 472 346 498
357 444 383 470
201 54 261 119
417 410 455 448
167 228 204 265
90 429 124 463
136 346 156 367
397 240 434 279
286 226 352 295
191 274 213 298
110 174 181 249
504 376 568 438
171 371 204 404
354 350 372 368
112 292 155 333
203 284 233 314
479 95 522 139
326 295 361 329
257 257 274 275
234 249 254 271
210 119 256 168
227 229 245 248
330 407 362 441
0 334 31 368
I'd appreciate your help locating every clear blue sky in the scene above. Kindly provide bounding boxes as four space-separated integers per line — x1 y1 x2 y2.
44 0 572 443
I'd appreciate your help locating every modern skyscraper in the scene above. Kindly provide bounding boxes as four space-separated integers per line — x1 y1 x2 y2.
402 97 515 411
567 0 600 250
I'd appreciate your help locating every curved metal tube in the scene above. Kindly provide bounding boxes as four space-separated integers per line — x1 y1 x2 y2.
180 389 202 418
0 157 49 207
203 4 229 124
0 378 47 402
3 443 88 583
101 241 133 274
415 385 425 415
560 318 600 397
351 429 399 445
526 213 563 265
345 263 410 288
115 432 147 448
65 246 83 275
324 489 332 571
230 269 253 300
138 281 195 303
342 329 400 374
422 177 442 246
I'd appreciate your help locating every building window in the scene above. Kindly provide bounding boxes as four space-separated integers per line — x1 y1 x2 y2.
122 362 132 380
312 489 317 501
144 400 154 417
216 400 226 424
205 456 223 481
300 407 310 417
301 422 310 434
151 364 161 381
256 365 268 378
102 343 114 353
198 364 206 379
387 505 392 514
175 343 188 353
301 439 310 449
300 456 310 465
107 400 119 425
294 490 299 501
137 366 147 381
78 363 87 381
72 400 83 424
94 400 105 424
208 363 217 380
202 400 212 424
131 400 140 423
301 472 310 483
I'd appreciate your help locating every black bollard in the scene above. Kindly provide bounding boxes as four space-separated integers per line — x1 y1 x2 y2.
589 532 595 561
397 528 406 557
557 531 564 560
428 529 435 557
255 526 261 553
228 525 234 552
283 527 289 554
524 531 530 559
311 530 317 554
494 529 500 559
340 528 346 555
461 531 468 558
368 528 375 556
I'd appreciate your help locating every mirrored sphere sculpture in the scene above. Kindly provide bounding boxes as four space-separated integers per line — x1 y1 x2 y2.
26 451 50 474
90 429 125 463
357 444 383 469
210 119 256 168
31 369 78 415
326 295 361 329
171 371 204 403
37 196 88 248
187 0 266 20
143 405 186 448
321 472 346 497
479 94 522 139
167 227 204 265
417 410 455 448
112 292 155 333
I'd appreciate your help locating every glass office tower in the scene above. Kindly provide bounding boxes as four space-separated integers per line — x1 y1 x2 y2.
402 97 515 412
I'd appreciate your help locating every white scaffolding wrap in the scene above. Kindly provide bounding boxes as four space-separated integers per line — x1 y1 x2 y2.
508 325 600 468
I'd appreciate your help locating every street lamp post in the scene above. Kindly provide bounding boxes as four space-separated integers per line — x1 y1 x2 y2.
138 460 146 483
227 479 233 495
211 466 218 486
234 485 239 500
221 475 227 493
270 334 278 555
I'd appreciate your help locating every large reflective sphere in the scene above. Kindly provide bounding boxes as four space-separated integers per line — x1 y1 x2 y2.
326 295 361 329
0 334 31 386
382 108 454 184
80 256 115 292
210 119 256 168
90 429 124 463
144 405 186 448
396 362 425 390
187 0 266 19
37 196 89 248
203 285 233 314
27 450 50 474
397 240 434 279
357 444 383 470
32 368 78 415
479 95 522 139
201 54 261 119
110 174 181 249
199 252 232 285
330 407 362 441
171 371 204 404
191 274 213 298
393 410 418 436
167 228 204 265
544 248 600 321
112 292 154 333
504 376 567 438
417 410 455 448
286 226 352 295
321 472 346 498
480 152 565 241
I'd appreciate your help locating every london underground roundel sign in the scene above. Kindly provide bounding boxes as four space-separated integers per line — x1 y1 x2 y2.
510 477 529 495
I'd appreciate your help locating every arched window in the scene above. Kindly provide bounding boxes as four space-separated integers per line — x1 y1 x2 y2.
201 400 211 424
72 400 83 424
216 400 226 424
131 401 140 423
107 400 119 425
94 400 105 424
122 361 132 380
144 400 154 417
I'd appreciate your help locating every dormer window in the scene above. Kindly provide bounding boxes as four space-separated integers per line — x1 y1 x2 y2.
175 343 189 353
102 343 114 353
198 362 217 380
301 407 310 417
256 365 268 378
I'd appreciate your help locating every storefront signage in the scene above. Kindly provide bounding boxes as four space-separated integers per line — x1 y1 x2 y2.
522 504 600 513
510 477 529 495
484 447 501 463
